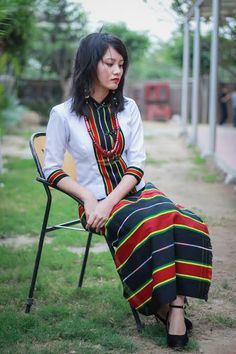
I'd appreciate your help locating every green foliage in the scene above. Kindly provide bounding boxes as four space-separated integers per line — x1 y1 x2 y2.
0 94 27 136
0 245 138 353
0 157 80 236
102 22 150 64
0 0 37 75
27 0 88 97
171 0 193 18
170 0 236 79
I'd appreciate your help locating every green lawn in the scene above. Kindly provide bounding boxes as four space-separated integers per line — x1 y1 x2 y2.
0 157 199 353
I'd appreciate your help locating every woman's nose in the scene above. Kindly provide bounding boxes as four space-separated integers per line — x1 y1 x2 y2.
113 64 122 74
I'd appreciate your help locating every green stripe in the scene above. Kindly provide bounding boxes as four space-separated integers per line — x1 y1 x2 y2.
106 193 169 227
153 276 176 290
176 273 211 283
117 223 209 271
152 261 175 274
176 259 212 267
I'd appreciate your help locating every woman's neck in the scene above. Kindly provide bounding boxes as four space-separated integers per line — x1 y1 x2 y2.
90 87 109 104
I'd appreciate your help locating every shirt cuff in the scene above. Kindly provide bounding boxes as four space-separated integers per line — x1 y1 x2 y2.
124 166 144 184
47 169 68 186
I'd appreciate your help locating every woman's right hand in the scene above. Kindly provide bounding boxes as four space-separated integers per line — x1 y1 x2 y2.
83 193 99 230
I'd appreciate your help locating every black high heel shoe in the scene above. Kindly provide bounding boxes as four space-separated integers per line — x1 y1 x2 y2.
166 304 189 348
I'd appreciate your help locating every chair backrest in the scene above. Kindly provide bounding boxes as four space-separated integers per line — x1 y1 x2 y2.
29 132 77 180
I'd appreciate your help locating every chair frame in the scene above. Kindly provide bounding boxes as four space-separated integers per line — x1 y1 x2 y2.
25 132 144 332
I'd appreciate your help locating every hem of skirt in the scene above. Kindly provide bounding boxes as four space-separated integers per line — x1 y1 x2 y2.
134 290 209 316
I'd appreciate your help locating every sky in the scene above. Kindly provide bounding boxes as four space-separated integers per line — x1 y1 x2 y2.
74 0 179 42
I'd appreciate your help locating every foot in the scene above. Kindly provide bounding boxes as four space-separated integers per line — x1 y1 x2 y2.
166 304 188 348
168 305 186 335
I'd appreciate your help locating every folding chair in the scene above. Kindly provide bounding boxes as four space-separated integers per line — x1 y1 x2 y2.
25 132 144 332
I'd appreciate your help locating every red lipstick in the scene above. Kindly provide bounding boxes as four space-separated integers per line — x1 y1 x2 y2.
112 78 120 84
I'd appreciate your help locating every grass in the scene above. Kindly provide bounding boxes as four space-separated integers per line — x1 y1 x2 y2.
0 158 101 244
187 145 222 183
0 242 138 353
0 156 212 352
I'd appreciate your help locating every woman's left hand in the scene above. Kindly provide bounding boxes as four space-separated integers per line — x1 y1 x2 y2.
88 199 114 233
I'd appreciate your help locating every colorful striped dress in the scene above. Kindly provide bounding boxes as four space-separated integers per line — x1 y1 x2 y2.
77 98 212 316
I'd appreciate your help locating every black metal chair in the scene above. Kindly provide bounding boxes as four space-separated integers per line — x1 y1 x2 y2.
25 132 144 332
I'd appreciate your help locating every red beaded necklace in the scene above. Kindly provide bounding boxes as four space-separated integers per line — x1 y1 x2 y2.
84 112 120 158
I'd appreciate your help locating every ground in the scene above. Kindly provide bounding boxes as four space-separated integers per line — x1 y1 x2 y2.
1 120 236 354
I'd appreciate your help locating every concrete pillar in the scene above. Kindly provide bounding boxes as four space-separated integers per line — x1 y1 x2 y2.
190 5 201 145
208 0 219 154
181 20 190 134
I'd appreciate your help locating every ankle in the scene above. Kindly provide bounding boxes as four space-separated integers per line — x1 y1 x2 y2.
170 295 185 307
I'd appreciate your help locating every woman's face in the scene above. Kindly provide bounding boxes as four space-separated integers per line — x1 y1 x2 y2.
94 46 124 96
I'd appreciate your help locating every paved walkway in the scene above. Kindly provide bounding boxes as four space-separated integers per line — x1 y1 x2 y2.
188 124 236 182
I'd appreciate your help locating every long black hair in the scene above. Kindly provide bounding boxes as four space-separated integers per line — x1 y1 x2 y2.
71 32 129 116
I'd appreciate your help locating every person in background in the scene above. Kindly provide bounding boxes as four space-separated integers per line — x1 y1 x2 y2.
43 32 212 349
219 85 229 125
230 85 236 127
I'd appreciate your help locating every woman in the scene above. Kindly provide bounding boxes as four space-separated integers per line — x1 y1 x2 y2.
44 32 212 348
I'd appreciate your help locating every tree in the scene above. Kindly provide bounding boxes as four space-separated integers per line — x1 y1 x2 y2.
102 22 150 64
31 0 88 99
171 1 193 18
0 0 37 172
171 0 236 79
0 0 37 75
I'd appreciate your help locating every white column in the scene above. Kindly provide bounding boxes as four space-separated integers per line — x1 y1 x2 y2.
181 20 190 134
190 5 201 145
208 0 219 154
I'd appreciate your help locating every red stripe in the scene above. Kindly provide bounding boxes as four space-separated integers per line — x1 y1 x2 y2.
88 108 114 193
111 199 134 214
78 205 84 219
48 170 64 184
128 280 154 309
127 168 143 178
111 189 166 215
115 211 208 268
153 264 176 284
129 265 176 309
176 262 212 280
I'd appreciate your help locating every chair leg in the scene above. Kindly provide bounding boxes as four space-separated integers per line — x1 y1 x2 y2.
25 195 51 313
78 231 93 288
130 305 144 333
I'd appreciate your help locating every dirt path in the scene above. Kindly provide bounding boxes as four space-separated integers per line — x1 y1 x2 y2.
2 121 236 353
142 121 236 354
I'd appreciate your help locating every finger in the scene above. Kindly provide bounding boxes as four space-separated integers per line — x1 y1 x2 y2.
90 216 100 229
95 218 108 233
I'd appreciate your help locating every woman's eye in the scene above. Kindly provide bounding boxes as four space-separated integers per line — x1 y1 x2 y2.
105 63 113 67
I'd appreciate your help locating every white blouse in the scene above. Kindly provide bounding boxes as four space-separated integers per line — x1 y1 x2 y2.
43 97 146 200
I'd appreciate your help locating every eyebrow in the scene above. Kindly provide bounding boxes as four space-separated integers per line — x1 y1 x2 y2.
103 57 124 63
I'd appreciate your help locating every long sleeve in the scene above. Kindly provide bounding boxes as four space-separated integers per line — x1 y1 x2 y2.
43 108 69 186
124 100 146 184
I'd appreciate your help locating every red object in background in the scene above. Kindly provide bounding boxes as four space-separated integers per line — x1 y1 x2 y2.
145 104 172 121
144 83 172 121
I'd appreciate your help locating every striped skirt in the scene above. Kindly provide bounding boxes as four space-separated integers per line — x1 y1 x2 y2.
79 182 212 316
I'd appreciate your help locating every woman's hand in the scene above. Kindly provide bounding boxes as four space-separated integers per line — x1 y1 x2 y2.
86 198 114 233
83 194 99 228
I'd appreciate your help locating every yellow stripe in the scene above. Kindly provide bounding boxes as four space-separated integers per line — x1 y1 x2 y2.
128 278 153 301
116 209 176 251
153 276 176 290
116 209 208 252
116 222 208 271
174 223 209 236
152 262 175 275
107 192 166 226
136 295 152 310
176 273 211 282
176 260 212 269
